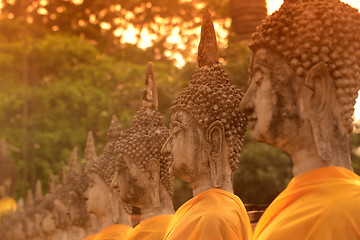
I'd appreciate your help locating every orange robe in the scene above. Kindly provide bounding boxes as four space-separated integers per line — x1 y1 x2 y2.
253 166 360 240
164 188 252 240
126 214 172 240
90 224 132 240
0 197 16 220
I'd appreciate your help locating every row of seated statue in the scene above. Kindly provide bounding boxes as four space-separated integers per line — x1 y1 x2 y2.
1 0 360 239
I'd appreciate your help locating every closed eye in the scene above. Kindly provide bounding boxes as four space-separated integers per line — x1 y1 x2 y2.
171 121 183 135
253 67 264 85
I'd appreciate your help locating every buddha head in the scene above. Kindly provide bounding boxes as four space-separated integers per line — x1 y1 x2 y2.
65 157 90 228
161 9 247 192
113 62 173 211
41 194 57 235
53 185 72 230
240 0 360 174
84 119 129 223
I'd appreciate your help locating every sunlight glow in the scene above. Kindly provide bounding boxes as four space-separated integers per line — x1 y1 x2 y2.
120 24 138 45
138 28 157 49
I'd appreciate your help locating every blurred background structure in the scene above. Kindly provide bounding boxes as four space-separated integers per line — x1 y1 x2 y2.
0 0 360 208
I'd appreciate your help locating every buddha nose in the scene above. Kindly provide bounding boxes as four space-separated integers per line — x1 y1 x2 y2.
239 93 255 115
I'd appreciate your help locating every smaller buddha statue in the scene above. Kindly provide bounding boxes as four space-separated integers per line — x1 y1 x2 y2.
83 119 132 240
160 9 251 240
112 62 174 240
64 148 89 240
40 194 57 240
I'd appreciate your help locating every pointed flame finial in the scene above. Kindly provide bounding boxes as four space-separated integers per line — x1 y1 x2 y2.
26 188 34 208
142 62 158 110
197 9 218 67
84 131 97 162
69 147 78 173
35 179 43 202
107 115 122 141
17 198 25 213
48 174 55 193
59 161 66 185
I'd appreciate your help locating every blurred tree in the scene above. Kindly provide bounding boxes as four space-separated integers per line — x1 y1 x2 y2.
0 31 185 196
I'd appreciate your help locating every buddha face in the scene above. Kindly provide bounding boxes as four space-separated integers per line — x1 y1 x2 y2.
162 110 210 183
112 153 152 208
53 198 70 229
12 221 25 240
24 216 35 238
42 210 56 234
68 190 88 226
240 48 302 152
85 173 112 217
34 212 44 235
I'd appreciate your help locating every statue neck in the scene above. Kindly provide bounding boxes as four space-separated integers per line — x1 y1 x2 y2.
99 214 115 230
190 163 233 196
140 184 174 221
291 129 352 177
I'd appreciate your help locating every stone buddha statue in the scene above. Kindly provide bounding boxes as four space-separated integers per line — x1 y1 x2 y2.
64 148 90 240
112 62 174 240
23 189 36 240
40 194 57 240
239 0 360 239
52 185 71 240
160 9 251 240
83 118 132 239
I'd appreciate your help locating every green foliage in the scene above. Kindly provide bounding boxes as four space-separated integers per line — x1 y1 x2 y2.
221 41 251 90
0 30 185 197
172 178 192 210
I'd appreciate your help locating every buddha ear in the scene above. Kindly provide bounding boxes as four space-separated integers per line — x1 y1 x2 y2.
146 158 160 182
301 62 333 161
302 62 331 118
146 158 160 208
206 120 225 188
206 120 225 157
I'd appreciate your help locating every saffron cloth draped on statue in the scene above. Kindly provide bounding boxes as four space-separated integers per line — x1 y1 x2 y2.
126 214 172 240
253 166 360 240
164 188 252 240
90 224 132 240
0 197 16 221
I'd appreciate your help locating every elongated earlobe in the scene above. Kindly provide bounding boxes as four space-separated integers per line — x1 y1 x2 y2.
206 120 225 187
147 158 160 208
301 62 333 161
206 120 225 157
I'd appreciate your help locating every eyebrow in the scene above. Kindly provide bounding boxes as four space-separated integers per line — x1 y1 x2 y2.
254 56 273 69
